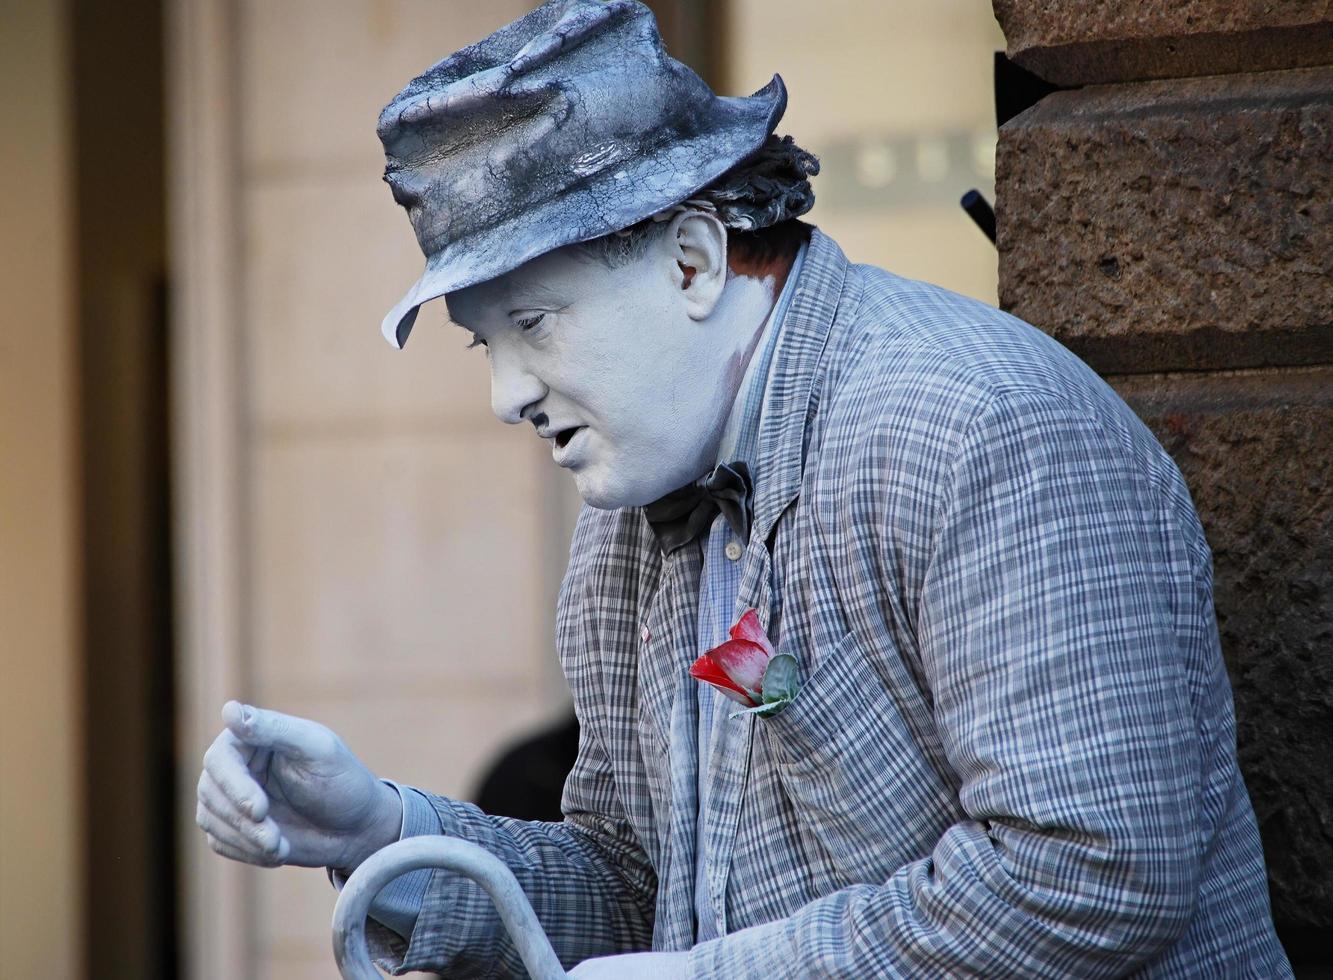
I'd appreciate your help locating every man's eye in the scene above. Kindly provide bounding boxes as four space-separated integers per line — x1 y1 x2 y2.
515 313 545 331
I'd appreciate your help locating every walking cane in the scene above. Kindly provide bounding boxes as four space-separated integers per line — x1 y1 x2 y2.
333 836 569 979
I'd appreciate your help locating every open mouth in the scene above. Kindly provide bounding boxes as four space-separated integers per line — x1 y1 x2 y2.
555 427 581 450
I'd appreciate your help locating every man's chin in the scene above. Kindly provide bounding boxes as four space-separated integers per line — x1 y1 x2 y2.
572 469 680 511
574 480 647 511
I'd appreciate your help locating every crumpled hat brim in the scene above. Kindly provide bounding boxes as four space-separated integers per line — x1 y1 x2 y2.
382 76 787 348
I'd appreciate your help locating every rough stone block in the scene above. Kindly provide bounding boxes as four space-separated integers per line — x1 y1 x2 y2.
993 0 1333 86
997 67 1333 375
1111 367 1333 937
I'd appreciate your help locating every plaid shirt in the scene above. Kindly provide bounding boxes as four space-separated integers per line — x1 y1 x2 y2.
381 230 1290 977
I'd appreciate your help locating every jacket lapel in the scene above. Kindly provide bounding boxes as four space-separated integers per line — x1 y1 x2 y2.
637 545 700 751
700 230 849 930
748 230 847 545
638 543 704 946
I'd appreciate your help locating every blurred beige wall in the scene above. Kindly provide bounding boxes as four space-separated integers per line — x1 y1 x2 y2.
0 1 84 978
171 2 575 978
731 0 1004 304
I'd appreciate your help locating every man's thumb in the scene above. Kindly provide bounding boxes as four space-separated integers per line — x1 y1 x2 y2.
222 700 333 760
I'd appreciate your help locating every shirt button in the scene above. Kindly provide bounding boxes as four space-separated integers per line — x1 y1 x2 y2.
724 540 743 562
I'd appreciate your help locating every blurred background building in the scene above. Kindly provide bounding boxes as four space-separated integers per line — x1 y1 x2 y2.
3 1 1326 978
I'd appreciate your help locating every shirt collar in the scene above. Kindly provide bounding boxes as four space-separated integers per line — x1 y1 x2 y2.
715 239 809 467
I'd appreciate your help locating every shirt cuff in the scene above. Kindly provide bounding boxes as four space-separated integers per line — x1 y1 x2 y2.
328 780 443 943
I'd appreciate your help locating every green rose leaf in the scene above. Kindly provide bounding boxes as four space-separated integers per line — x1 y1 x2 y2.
761 653 800 704
730 653 802 719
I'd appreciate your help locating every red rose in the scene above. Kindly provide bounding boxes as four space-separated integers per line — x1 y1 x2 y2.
689 609 799 716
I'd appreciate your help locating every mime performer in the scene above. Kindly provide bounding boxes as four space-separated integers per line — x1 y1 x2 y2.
196 2 1292 976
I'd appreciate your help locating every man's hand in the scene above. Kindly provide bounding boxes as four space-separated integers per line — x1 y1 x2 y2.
196 701 402 872
568 952 689 978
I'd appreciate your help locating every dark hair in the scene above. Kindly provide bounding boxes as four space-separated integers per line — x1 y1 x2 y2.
578 134 819 268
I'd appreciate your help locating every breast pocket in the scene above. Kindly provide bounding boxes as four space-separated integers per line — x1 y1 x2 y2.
757 631 963 878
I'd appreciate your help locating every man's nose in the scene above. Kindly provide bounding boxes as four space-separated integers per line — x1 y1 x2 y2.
489 349 545 425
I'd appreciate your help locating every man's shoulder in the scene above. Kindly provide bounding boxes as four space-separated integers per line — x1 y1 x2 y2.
842 264 1094 396
802 259 1175 518
820 261 1141 442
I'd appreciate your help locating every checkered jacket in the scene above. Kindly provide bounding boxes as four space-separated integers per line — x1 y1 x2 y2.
385 231 1290 977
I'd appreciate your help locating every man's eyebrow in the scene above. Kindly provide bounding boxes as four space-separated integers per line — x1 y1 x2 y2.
504 277 567 305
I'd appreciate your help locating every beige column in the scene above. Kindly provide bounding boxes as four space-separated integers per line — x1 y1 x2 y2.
0 1 84 977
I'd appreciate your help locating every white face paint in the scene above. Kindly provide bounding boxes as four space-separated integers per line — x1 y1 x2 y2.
445 214 777 509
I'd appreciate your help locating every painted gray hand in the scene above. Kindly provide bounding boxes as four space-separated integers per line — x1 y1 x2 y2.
196 701 402 872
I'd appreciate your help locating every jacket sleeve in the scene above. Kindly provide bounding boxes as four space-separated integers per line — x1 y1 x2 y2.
689 389 1207 978
375 716 656 977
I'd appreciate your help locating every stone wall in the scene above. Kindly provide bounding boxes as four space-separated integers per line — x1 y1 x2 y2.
992 2 1332 967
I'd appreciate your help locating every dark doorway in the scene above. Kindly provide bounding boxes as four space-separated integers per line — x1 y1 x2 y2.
72 0 178 976
642 0 731 90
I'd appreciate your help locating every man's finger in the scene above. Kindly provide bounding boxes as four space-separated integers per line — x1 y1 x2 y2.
204 829 286 868
202 729 269 821
222 700 335 761
196 798 287 861
197 769 270 838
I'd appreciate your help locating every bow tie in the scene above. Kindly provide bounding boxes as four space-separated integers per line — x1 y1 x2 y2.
643 461 753 556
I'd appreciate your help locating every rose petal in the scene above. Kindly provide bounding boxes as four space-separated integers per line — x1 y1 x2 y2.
689 654 759 706
729 608 774 658
708 637 770 694
712 684 760 707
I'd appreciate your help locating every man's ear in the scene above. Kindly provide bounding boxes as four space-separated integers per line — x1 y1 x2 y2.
662 211 728 321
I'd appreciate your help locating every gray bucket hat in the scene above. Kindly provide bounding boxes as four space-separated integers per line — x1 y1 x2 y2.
377 0 787 348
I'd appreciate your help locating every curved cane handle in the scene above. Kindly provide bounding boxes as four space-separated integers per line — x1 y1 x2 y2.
332 836 568 979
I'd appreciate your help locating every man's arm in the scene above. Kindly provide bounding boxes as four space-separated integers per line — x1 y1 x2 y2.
689 390 1206 977
326 782 440 941
388 715 658 976
198 701 657 977
382 508 660 974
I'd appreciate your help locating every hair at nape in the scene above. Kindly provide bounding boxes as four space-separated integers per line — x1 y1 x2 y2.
578 134 820 269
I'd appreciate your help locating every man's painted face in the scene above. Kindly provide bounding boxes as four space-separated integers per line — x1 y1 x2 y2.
445 231 767 509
